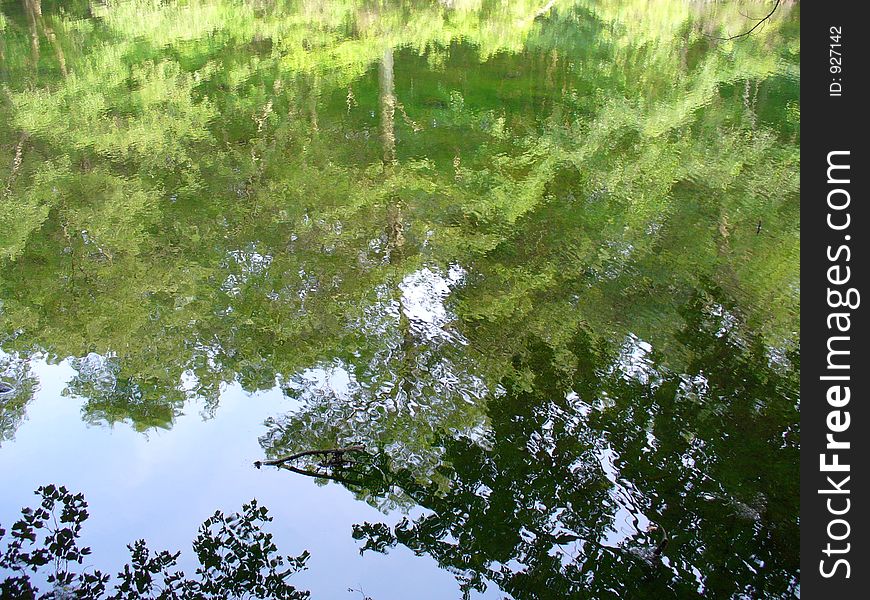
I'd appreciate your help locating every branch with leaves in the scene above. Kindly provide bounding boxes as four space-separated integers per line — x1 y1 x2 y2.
0 485 310 600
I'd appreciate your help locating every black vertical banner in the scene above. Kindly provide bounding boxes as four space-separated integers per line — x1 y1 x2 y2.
802 2 867 597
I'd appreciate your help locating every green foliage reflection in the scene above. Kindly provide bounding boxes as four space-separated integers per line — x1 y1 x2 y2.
1 1 799 598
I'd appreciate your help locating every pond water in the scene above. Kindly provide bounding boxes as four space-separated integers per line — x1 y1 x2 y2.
0 1 800 598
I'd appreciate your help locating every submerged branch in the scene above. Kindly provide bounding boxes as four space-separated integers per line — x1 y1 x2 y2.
706 0 781 41
254 444 366 468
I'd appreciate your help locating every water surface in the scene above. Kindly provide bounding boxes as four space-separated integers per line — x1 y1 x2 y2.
1 1 800 598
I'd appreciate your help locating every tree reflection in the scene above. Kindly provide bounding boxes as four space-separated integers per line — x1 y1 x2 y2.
0 351 38 446
0 0 799 434
321 291 800 599
1 2 800 597
260 265 492 495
